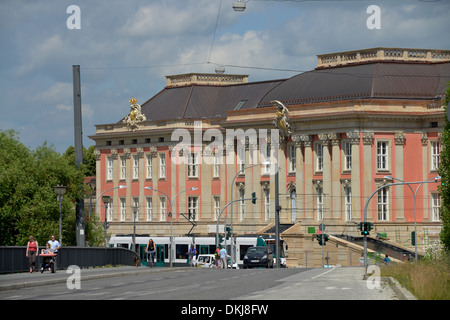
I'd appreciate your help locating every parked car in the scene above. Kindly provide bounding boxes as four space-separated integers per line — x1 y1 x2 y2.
243 246 274 269
197 254 239 269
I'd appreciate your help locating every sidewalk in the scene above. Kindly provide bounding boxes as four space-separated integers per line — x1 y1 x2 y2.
0 266 188 292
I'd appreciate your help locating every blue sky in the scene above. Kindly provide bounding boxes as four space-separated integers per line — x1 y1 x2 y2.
1 0 449 153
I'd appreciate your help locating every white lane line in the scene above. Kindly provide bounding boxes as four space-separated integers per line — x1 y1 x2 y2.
311 267 336 280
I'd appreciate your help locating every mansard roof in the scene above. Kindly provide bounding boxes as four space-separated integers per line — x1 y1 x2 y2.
133 48 450 123
258 61 450 107
139 79 284 121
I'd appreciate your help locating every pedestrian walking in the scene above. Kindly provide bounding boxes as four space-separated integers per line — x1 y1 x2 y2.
146 239 156 267
26 236 38 273
188 245 197 267
219 246 228 269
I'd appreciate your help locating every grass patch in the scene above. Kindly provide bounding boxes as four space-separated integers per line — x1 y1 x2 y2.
381 257 450 300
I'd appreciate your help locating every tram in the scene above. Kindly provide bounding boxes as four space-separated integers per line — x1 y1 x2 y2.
109 234 286 267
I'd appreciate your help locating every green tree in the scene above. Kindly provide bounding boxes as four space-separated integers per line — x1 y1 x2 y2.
0 130 101 246
439 82 450 252
63 144 96 177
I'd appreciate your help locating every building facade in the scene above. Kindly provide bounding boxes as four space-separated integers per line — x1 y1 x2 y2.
90 47 450 252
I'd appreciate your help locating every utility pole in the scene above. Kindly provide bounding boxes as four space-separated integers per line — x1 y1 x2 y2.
73 65 85 247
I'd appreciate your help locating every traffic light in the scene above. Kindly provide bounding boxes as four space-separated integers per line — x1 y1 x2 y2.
251 192 256 204
360 222 374 235
316 233 328 246
226 226 232 239
411 231 416 246
316 234 323 246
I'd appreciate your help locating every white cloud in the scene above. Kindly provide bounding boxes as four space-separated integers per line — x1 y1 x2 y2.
1 0 449 154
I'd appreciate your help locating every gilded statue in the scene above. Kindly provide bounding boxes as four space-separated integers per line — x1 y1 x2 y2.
123 97 147 131
271 100 292 140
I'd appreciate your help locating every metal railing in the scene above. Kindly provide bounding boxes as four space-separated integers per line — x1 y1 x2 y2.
0 246 139 274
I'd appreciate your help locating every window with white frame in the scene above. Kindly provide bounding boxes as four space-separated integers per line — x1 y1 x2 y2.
290 190 296 222
107 156 113 181
120 156 126 180
344 141 352 171
132 197 139 221
377 141 388 171
432 193 441 221
120 198 126 221
344 186 352 221
377 188 389 221
160 196 167 221
263 145 271 175
159 153 166 179
317 186 324 220
214 196 220 221
146 197 152 221
146 154 152 179
316 143 323 172
239 188 245 220
133 155 139 180
238 146 245 172
107 201 113 222
431 141 441 171
188 152 199 178
188 197 199 221
289 145 296 173
213 150 220 178
265 189 271 221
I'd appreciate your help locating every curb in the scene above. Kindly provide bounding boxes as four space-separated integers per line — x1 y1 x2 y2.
382 277 417 300
0 267 191 292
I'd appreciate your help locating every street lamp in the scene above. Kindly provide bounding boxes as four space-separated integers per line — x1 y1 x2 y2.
102 195 111 248
95 185 126 217
229 162 269 263
232 0 246 12
145 186 198 267
363 176 441 272
53 185 67 246
384 175 440 261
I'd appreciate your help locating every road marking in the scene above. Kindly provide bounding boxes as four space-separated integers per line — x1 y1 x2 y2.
110 282 125 287
87 291 110 296
311 267 336 280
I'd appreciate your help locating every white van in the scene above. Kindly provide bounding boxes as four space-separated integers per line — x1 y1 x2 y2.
197 254 239 269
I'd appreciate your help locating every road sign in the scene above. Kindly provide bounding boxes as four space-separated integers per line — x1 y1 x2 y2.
319 223 326 231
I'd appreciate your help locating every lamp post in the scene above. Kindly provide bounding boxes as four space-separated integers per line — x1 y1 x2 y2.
232 0 246 11
53 185 67 246
384 175 440 261
95 185 126 216
363 177 441 272
133 205 138 254
145 186 198 267
229 162 269 263
102 195 111 248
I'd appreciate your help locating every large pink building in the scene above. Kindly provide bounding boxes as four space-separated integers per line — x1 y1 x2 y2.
90 47 449 255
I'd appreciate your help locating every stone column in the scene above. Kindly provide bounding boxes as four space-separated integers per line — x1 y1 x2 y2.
318 134 331 220
292 135 304 222
329 133 341 220
394 132 406 221
362 132 374 222
300 135 313 223
347 131 361 221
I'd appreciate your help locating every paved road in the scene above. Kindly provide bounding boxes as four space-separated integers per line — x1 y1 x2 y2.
0 266 398 301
